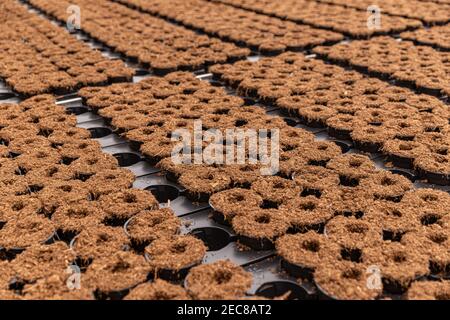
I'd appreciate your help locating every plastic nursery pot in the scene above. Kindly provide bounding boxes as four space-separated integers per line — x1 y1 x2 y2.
54 229 78 244
382 276 424 296
109 75 133 84
0 231 55 261
237 235 275 251
143 232 205 279
66 106 89 116
51 87 78 97
210 210 233 227
280 259 315 281
113 153 142 167
88 127 112 139
328 127 352 140
127 139 143 152
260 46 286 57
283 117 299 127
386 154 415 170
134 69 150 77
428 272 450 281
353 140 382 153
208 80 223 87
189 227 233 251
298 115 326 128
418 85 443 97
123 217 134 236
144 252 197 282
314 282 338 300
68 236 93 271
183 190 213 204
255 281 311 300
144 185 180 203
152 66 178 77
94 286 136 301
123 218 149 253
416 168 450 186
207 198 234 226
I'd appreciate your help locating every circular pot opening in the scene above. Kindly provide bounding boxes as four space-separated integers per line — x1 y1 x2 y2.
190 227 231 251
255 281 309 300
113 153 142 167
283 118 298 127
145 185 180 203
88 127 112 138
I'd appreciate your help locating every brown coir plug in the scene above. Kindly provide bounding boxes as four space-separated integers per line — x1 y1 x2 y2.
185 260 253 300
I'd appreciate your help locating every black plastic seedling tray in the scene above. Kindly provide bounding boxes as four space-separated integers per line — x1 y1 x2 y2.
181 209 274 265
2 62 449 300
132 174 210 217
49 76 449 299
246 256 319 299
56 97 101 124
75 77 450 296
103 144 159 177
313 45 450 103
76 119 126 148
25 78 318 298
1 1 449 300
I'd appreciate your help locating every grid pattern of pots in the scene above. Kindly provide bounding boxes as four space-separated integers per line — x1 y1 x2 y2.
114 0 344 54
211 52 450 185
207 0 423 37
401 24 450 50
77 72 449 299
0 95 135 298
314 0 450 25
0 0 449 301
420 0 450 4
0 0 134 97
27 0 250 75
79 72 314 198
0 94 273 300
314 37 450 98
